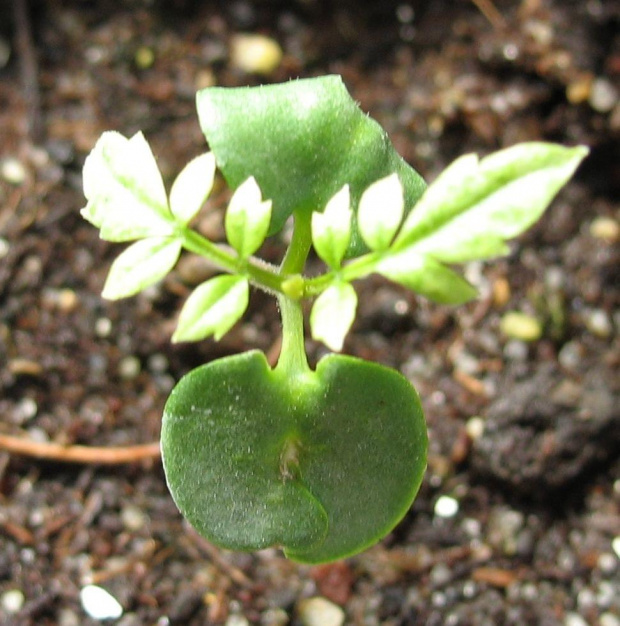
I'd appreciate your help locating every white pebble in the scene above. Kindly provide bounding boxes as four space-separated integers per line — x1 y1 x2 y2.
118 355 141 380
15 397 38 423
503 339 529 362
590 216 619 243
564 612 588 626
95 317 112 338
121 504 148 531
1 157 27 184
0 237 9 259
465 416 485 440
585 308 612 338
434 495 459 518
1 589 25 614
230 34 282 75
80 584 123 620
597 552 617 574
226 615 250 626
600 613 620 626
298 597 345 626
589 77 617 113
611 536 620 559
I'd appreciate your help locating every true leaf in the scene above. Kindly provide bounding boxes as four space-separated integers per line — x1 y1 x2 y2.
196 75 426 256
169 152 216 225
102 237 182 300
310 281 357 351
82 131 174 241
377 252 477 305
225 177 272 259
311 184 352 269
161 350 427 563
357 173 404 251
393 143 589 263
173 275 249 342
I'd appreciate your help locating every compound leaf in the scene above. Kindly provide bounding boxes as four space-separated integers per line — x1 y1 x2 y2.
310 281 357 351
225 177 272 258
82 131 174 241
102 237 182 300
173 275 249 342
311 184 352 269
169 152 216 225
394 143 589 263
358 173 404 251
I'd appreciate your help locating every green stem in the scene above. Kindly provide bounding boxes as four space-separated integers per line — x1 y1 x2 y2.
303 250 382 296
181 228 284 295
275 294 311 376
275 211 313 376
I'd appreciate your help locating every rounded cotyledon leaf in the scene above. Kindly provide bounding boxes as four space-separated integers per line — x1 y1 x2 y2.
161 350 427 563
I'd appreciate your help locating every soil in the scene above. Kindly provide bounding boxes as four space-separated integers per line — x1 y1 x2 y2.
0 1 619 625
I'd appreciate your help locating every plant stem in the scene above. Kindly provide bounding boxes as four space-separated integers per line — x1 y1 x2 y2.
303 250 382 296
181 228 284 295
275 211 313 376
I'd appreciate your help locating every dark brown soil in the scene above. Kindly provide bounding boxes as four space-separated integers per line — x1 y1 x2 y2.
0 1 618 624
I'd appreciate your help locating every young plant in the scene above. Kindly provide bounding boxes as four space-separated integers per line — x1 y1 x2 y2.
81 75 587 563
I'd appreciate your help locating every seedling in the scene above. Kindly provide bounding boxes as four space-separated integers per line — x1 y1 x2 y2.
82 75 586 563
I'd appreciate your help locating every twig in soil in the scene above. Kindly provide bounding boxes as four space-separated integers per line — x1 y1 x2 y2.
187 526 255 589
12 0 44 142
0 432 161 464
470 0 507 29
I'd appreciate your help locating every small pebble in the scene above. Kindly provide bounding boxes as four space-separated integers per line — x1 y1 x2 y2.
118 355 141 380
226 615 250 626
566 75 592 104
544 265 565 291
558 340 582 370
1 589 25 614
230 33 283 75
14 397 38 423
95 317 113 338
1 157 27 185
564 613 588 626
121 504 148 531
577 587 596 610
589 77 617 113
58 608 80 626
261 607 289 626
147 353 169 374
590 216 619 243
134 46 155 69
465 416 485 441
584 308 612 338
596 581 616 608
434 495 459 518
612 536 620 559
80 585 123 620
0 237 9 259
600 613 620 626
430 563 452 586
597 552 617 574
492 277 511 307
297 597 345 626
500 311 542 342
503 339 529 362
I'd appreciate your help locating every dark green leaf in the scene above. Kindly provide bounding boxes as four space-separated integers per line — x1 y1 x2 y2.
161 350 427 563
196 75 426 256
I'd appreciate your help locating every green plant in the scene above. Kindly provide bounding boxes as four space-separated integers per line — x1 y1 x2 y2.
82 75 587 563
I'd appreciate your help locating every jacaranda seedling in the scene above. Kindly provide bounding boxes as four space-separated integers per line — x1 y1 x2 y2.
82 75 587 563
